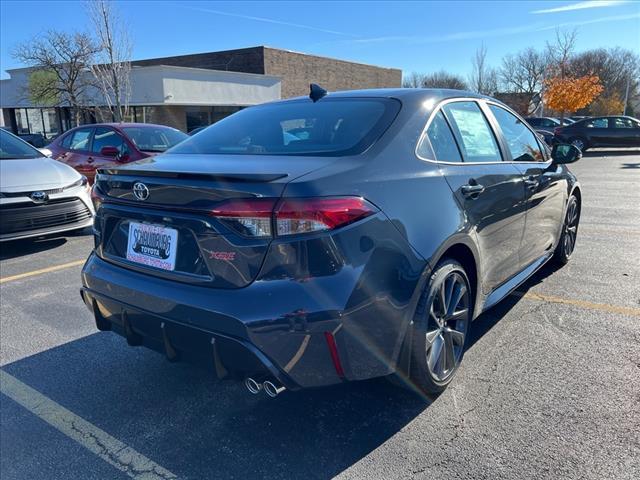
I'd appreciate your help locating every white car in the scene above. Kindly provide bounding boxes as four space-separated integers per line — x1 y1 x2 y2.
0 129 94 242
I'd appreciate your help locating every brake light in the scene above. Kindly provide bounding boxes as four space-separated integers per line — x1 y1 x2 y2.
554 127 562 135
276 197 376 236
210 197 377 238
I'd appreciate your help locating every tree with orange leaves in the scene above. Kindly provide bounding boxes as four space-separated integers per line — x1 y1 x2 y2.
544 75 603 119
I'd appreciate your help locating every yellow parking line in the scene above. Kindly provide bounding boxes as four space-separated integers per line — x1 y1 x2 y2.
0 370 177 480
515 291 640 317
0 260 85 284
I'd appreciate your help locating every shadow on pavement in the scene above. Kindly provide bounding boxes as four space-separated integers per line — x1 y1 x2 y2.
1 259 563 479
2 333 426 480
583 149 640 158
0 228 92 261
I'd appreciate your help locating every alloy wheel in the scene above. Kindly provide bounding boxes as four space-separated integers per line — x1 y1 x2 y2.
425 271 470 382
563 199 579 258
571 138 585 151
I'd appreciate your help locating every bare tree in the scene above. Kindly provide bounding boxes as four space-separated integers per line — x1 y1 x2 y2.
570 47 640 115
469 44 498 95
87 0 132 122
546 28 577 79
422 71 468 90
12 31 99 125
403 71 427 88
500 47 548 114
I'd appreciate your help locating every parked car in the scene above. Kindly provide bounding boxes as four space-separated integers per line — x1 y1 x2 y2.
188 126 208 136
0 129 94 242
48 123 188 182
82 88 582 397
535 129 554 146
525 116 572 132
553 115 640 151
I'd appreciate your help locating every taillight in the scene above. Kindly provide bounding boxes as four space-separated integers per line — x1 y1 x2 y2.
211 198 277 237
90 184 104 210
275 197 376 236
554 127 562 136
210 197 377 238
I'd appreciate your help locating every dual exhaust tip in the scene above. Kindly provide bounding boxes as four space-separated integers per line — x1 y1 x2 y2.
245 377 286 397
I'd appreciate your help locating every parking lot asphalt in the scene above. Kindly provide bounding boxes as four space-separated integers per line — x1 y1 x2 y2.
1 150 639 480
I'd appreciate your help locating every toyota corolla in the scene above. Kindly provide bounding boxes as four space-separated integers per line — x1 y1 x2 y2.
81 87 581 397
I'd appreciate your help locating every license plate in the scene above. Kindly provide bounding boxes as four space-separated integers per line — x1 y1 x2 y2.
126 222 178 271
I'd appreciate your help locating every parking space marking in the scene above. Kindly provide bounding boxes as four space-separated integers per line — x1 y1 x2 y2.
0 260 85 284
515 291 640 317
0 370 177 480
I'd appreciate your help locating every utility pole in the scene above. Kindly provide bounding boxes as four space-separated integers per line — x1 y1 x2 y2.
622 73 630 116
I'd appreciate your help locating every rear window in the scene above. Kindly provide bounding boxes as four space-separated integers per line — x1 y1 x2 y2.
169 98 401 157
122 126 188 153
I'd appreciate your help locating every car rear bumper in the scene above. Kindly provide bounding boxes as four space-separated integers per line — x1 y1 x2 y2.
81 228 426 389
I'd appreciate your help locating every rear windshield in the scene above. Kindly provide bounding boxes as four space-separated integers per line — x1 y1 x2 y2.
0 129 44 159
122 126 188 153
169 98 401 157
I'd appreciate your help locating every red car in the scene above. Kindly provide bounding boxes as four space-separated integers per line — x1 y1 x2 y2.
47 123 188 182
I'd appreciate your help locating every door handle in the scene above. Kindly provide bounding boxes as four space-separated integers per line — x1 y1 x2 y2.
461 184 485 198
524 175 539 190
87 157 95 163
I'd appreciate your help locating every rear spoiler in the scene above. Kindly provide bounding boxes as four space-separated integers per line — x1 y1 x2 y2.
97 168 288 183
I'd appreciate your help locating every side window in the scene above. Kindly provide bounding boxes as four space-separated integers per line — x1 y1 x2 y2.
60 133 73 149
585 118 608 128
612 117 634 129
419 111 462 162
67 128 93 151
489 105 544 162
92 127 129 155
442 101 502 163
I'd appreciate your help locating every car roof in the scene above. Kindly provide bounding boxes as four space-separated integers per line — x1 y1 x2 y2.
281 87 491 104
64 122 179 131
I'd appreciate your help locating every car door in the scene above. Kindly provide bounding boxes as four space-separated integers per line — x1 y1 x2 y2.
88 127 132 180
486 103 567 268
421 100 527 294
609 117 640 147
54 127 94 173
583 118 610 147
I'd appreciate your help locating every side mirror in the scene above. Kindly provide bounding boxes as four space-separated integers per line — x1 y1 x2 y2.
551 143 581 164
100 146 120 158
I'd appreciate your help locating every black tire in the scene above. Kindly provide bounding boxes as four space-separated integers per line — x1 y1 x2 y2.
569 137 588 152
553 194 580 265
406 259 472 397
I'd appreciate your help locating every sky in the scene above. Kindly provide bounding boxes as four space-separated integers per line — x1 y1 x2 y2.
0 0 639 80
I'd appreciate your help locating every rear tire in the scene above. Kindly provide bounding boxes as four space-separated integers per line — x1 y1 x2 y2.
553 195 580 265
406 259 472 397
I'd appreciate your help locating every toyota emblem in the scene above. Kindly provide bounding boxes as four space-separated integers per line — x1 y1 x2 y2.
30 191 48 203
132 182 149 201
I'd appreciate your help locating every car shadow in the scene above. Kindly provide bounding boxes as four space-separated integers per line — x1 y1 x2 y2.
1 260 561 479
0 228 92 260
467 260 560 349
582 149 640 157
2 332 428 480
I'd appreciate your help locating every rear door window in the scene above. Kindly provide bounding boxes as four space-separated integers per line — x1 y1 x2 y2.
612 117 636 129
420 111 462 162
442 101 502 163
488 105 544 162
67 128 93 151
